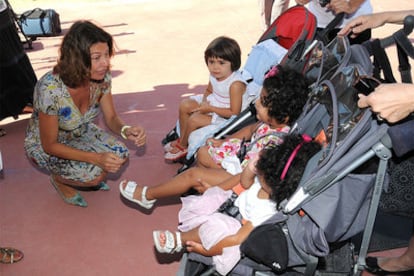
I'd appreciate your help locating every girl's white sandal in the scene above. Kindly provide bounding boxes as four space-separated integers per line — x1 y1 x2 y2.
119 181 156 209
153 230 183 254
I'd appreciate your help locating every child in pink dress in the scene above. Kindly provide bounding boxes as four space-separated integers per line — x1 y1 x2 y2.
152 134 322 275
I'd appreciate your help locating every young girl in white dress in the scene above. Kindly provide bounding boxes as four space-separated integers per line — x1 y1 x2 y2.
164 36 247 161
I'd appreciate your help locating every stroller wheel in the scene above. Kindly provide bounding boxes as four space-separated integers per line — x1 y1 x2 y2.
161 127 179 145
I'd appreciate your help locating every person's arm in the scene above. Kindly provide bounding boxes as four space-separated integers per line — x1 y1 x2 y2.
196 81 246 119
327 0 365 15
339 10 414 37
357 83 414 123
38 112 124 173
202 82 213 102
100 92 146 147
225 121 258 141
240 155 258 189
185 221 254 256
39 112 97 163
295 0 311 5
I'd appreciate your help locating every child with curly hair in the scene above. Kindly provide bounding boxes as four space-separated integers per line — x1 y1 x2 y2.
164 36 247 161
196 65 310 172
152 134 322 275
120 66 310 210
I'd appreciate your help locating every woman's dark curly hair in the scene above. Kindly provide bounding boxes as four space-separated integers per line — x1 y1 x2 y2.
53 20 114 88
256 134 321 210
261 65 310 125
204 36 241 71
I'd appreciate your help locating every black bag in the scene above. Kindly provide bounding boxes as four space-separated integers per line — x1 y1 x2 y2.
240 223 288 273
379 152 414 218
19 8 61 38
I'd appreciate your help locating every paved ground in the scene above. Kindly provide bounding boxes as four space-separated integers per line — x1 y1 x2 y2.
1 0 414 275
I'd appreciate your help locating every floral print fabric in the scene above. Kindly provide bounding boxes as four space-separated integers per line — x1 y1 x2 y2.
24 71 128 182
207 123 290 169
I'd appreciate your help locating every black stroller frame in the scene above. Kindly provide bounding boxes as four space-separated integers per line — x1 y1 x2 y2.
177 16 414 276
4 0 33 49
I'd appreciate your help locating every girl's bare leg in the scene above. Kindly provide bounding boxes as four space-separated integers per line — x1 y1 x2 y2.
177 113 212 148
147 166 232 199
195 145 221 169
157 227 202 249
122 167 233 201
178 99 200 141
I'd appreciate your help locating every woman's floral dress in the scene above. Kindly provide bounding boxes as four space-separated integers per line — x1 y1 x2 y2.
24 71 128 182
207 122 290 169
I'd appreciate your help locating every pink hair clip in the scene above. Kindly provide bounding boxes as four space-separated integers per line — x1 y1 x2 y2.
264 65 279 79
280 134 312 180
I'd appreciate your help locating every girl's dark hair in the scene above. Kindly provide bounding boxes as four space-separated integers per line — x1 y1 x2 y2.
256 134 321 210
204 36 241 71
261 66 310 125
53 20 114 88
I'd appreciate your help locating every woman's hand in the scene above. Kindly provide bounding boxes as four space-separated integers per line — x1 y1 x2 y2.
339 13 386 37
124 126 146 147
358 83 414 123
96 152 126 173
326 0 358 14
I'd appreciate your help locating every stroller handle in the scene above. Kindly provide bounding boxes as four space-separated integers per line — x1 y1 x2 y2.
403 15 414 35
378 15 414 49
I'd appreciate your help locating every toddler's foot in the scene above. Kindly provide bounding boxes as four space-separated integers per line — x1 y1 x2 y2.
153 230 183 254
164 143 188 161
119 180 156 209
163 138 180 152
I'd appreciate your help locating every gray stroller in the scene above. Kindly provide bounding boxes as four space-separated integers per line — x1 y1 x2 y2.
176 16 414 276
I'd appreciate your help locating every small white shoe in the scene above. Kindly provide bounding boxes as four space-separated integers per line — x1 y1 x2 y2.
153 230 183 254
119 180 156 209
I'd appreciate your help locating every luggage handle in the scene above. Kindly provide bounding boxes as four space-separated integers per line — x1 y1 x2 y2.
20 8 46 20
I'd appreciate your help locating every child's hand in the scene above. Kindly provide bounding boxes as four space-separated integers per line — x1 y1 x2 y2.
194 178 211 193
247 154 259 174
186 241 210 255
205 138 221 147
192 101 211 114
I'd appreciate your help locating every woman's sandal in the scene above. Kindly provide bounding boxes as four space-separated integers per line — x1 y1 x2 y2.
153 230 183 254
50 176 88 208
365 257 414 275
119 180 156 209
98 181 110 191
0 247 24 264
91 181 110 191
